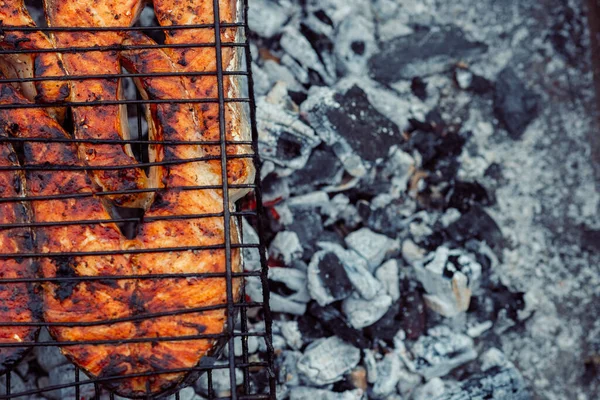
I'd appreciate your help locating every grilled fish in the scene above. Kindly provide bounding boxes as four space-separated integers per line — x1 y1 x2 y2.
43 0 153 208
0 70 241 398
153 0 255 201
0 0 69 121
0 130 40 375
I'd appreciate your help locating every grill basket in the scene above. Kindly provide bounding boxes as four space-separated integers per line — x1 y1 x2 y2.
0 0 276 399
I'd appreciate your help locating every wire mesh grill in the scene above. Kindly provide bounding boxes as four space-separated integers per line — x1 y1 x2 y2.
0 0 276 398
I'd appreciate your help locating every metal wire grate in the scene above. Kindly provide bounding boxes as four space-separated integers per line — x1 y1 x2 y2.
0 0 276 398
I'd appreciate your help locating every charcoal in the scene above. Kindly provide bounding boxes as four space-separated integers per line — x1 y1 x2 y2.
342 289 393 329
262 60 304 93
281 27 335 85
248 0 292 38
334 15 377 76
325 194 362 229
447 181 493 212
445 205 504 254
34 329 68 373
177 387 204 400
307 251 354 306
242 219 262 272
289 387 364 400
411 77 428 100
196 363 243 397
436 350 531 400
257 85 320 170
308 303 370 348
287 208 324 260
455 68 473 90
232 332 259 357
0 373 29 399
262 174 291 204
302 85 403 176
406 326 477 379
493 67 539 139
414 246 482 317
269 267 311 304
366 281 427 342
40 364 95 400
269 231 304 265
296 336 361 386
317 242 382 300
364 349 378 384
364 197 417 236
276 350 303 386
369 25 487 83
401 239 428 265
375 259 400 302
396 367 423 398
372 352 402 398
345 228 399 271
288 147 344 194
413 378 447 400
297 314 329 343
281 54 311 86
279 321 304 351
252 62 272 96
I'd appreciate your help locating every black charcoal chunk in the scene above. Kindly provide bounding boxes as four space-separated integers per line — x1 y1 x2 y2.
493 67 539 139
308 303 371 349
446 205 504 254
369 25 488 83
288 147 344 194
308 251 355 306
302 85 403 176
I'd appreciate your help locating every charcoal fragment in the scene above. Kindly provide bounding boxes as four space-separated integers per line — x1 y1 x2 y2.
493 67 539 139
406 326 478 379
445 205 504 254
308 303 371 349
307 251 354 306
288 147 344 194
342 289 393 329
369 25 487 83
297 336 360 385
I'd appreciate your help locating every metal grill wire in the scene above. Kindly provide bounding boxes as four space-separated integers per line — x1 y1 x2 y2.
0 0 276 398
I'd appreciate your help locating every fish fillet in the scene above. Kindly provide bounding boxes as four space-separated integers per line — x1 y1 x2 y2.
0 128 40 375
153 0 255 202
0 70 240 398
43 0 152 208
0 0 69 121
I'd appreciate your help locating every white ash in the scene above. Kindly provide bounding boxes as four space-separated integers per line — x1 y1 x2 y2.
261 59 305 93
196 367 244 398
277 351 303 387
269 267 311 304
33 329 68 373
296 337 361 386
413 378 447 400
334 15 378 76
40 364 95 400
279 320 304 351
342 289 393 329
363 349 378 384
371 352 403 398
375 259 401 302
289 387 364 400
247 0 294 38
406 326 477 380
413 246 482 317
242 218 262 272
280 27 335 85
269 231 303 265
345 228 399 271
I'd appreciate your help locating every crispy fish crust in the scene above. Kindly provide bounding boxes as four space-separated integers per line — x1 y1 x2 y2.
153 0 255 201
0 71 241 397
0 128 40 375
43 0 152 208
0 0 70 121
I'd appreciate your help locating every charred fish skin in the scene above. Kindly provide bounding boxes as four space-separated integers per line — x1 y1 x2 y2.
153 0 256 202
43 0 152 209
0 60 241 397
0 0 70 121
0 127 40 375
